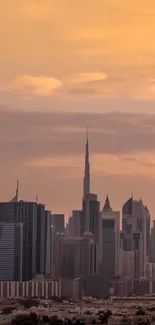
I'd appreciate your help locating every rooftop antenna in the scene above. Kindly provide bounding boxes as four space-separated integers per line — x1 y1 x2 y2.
86 126 88 141
140 197 143 204
36 196 38 203
16 180 19 202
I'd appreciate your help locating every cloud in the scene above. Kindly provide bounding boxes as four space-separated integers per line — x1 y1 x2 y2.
1 68 155 101
7 75 62 96
68 73 107 84
64 71 155 100
62 72 108 97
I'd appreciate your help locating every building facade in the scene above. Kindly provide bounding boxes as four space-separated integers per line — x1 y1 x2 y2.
82 193 100 244
0 201 39 281
100 196 120 278
54 232 96 279
69 210 82 237
51 214 65 235
150 220 155 263
0 223 23 281
45 210 54 276
0 278 61 298
122 197 148 278
36 203 46 275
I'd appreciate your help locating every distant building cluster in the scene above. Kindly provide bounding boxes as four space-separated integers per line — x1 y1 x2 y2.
0 135 155 299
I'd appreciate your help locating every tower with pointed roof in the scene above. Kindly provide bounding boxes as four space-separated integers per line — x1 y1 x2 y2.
102 195 113 212
81 131 101 272
100 195 121 277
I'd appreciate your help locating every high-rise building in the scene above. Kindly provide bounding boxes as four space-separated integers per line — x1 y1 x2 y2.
69 210 82 237
54 232 96 279
82 193 100 237
65 221 70 234
54 233 81 278
100 196 120 278
36 203 46 275
150 220 155 263
51 213 65 275
145 205 151 257
121 250 135 278
51 214 65 235
81 129 101 228
81 232 97 276
0 223 23 281
81 134 101 271
122 197 148 278
0 200 38 281
44 210 54 276
16 201 38 281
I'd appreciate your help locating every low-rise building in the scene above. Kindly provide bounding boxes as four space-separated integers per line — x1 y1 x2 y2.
0 278 61 299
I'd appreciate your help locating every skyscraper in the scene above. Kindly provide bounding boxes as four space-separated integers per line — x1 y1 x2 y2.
100 196 120 278
0 223 23 281
51 214 65 235
36 203 46 275
83 129 90 198
150 220 155 263
51 213 65 274
0 200 38 281
81 133 101 271
82 193 100 238
81 193 100 271
122 197 148 278
54 232 96 279
45 210 54 276
54 233 81 278
70 210 82 237
81 232 97 276
145 205 151 257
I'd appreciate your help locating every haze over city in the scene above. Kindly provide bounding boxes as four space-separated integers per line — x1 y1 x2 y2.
1 0 155 218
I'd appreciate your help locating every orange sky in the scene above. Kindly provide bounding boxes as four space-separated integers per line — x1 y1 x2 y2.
1 0 155 219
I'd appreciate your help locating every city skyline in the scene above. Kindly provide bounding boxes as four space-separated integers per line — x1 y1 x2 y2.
2 126 154 221
1 1 155 217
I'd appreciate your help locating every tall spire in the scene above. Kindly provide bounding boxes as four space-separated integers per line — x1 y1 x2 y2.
16 180 19 202
83 127 90 197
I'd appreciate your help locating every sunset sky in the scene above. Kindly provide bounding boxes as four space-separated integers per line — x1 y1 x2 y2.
1 0 155 219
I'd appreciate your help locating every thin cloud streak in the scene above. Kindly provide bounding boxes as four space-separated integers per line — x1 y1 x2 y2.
26 152 155 179
0 109 155 161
